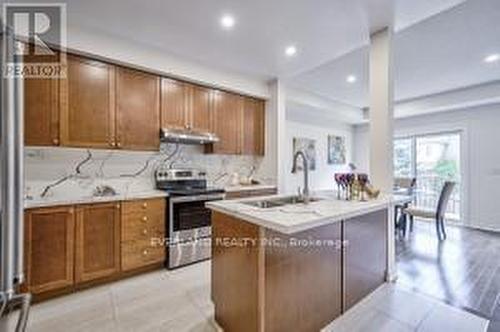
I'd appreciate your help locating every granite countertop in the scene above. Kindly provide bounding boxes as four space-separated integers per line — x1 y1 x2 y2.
206 191 410 234
24 190 169 209
23 184 278 209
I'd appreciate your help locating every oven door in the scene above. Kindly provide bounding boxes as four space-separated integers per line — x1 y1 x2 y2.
168 194 224 244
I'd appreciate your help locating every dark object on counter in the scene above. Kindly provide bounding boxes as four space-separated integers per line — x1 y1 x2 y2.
92 185 118 197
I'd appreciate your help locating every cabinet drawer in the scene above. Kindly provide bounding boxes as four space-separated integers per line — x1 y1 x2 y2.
121 198 165 215
122 222 165 242
121 240 165 271
122 210 164 229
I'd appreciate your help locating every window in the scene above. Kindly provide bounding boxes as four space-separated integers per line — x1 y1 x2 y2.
394 132 462 220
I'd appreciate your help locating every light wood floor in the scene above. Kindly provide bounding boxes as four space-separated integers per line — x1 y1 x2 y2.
396 221 500 332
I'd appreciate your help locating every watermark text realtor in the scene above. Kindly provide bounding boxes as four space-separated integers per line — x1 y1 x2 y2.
2 3 66 78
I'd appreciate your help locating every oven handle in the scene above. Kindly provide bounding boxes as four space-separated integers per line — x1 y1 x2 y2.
169 194 225 203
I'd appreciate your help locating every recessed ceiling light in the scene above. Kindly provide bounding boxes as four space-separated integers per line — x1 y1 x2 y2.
484 54 500 63
346 75 357 84
285 45 297 57
220 14 235 29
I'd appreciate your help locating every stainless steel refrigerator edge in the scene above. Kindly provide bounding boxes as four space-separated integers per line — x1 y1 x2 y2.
0 22 31 331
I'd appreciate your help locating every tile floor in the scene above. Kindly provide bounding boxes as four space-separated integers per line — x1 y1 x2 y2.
1 260 490 332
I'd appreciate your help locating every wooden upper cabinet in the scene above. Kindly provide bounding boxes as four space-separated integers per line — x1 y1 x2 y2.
116 67 160 150
24 206 75 294
75 202 121 283
210 90 243 154
189 84 213 133
161 78 189 130
60 55 116 149
24 77 60 146
241 98 265 155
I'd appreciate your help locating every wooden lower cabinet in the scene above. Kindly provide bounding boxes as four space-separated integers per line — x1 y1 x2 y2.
24 206 75 295
121 198 166 271
75 202 121 283
24 198 167 299
344 209 388 310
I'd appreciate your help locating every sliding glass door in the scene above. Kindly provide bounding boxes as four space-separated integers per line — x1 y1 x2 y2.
394 132 462 221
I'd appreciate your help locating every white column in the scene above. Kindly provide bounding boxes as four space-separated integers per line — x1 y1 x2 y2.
369 28 394 193
369 28 396 282
264 79 287 193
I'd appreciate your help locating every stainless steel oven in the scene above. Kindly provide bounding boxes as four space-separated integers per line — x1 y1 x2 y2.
168 193 224 269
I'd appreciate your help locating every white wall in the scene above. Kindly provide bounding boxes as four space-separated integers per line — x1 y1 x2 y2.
284 120 353 194
353 104 500 232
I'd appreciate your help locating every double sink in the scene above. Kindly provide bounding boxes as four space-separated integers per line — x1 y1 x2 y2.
243 195 323 209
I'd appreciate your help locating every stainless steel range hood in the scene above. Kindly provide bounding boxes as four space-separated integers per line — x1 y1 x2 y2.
160 128 219 145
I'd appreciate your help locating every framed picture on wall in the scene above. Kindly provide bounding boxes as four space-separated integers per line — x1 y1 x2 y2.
328 135 346 165
292 137 316 171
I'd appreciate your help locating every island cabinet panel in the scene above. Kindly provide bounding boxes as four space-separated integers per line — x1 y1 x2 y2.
24 77 60 146
209 90 243 154
161 78 190 130
75 202 121 283
211 212 261 332
343 209 388 310
60 55 116 149
116 67 160 150
241 98 265 155
24 206 75 295
264 223 343 332
121 198 166 271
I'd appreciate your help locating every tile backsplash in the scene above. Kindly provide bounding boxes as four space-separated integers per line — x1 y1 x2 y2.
24 144 276 200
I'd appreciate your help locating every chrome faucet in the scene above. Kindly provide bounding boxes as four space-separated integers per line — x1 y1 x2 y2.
291 150 310 203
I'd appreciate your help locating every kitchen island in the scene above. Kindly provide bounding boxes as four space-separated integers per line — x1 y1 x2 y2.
206 192 402 332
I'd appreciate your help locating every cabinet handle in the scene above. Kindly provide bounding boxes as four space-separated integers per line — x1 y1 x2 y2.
52 138 59 145
116 142 122 148
110 141 116 147
142 249 149 256
142 216 148 222
142 203 148 209
142 229 148 235
115 204 120 209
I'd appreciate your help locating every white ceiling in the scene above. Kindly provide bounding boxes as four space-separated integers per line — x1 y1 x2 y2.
10 0 498 115
290 0 500 108
54 0 385 79
11 0 455 81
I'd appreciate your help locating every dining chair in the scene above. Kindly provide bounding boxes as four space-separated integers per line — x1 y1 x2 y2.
403 181 456 241
394 177 416 231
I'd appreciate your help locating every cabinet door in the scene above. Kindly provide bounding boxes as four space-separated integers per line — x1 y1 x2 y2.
60 55 116 149
210 90 243 154
161 78 189 130
24 206 75 294
241 97 265 155
24 77 60 146
75 203 121 283
116 67 160 150
188 84 212 133
343 209 387 310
